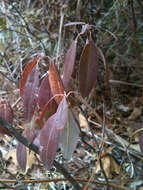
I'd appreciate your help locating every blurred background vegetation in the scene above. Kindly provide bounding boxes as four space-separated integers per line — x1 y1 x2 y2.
0 0 143 99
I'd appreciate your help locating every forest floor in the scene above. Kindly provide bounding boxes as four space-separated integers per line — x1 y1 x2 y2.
0 59 143 190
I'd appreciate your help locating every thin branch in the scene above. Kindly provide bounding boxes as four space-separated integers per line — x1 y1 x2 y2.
56 5 65 67
0 178 130 190
0 117 82 190
130 0 137 31
109 79 143 88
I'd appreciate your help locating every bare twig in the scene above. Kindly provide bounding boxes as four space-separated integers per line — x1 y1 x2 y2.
130 0 137 31
0 178 130 190
109 79 143 88
56 5 65 67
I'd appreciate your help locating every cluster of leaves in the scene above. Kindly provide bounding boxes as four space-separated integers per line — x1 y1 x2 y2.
1 22 143 172
0 24 104 170
18 24 101 170
0 1 143 189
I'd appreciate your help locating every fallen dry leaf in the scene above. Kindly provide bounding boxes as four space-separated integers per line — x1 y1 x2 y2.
79 113 89 131
95 154 120 178
5 149 18 174
128 107 142 120
5 148 37 174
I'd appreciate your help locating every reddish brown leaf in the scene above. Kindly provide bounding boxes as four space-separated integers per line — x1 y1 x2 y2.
39 113 60 169
79 39 98 98
0 99 13 135
38 74 58 115
16 127 36 171
38 74 51 110
38 74 58 128
49 61 64 105
17 142 27 171
37 97 68 169
20 57 38 97
38 100 58 129
63 40 77 90
23 64 39 122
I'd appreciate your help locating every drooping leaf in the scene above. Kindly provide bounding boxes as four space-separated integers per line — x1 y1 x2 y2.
59 110 80 160
79 39 98 98
16 127 36 171
38 74 58 127
38 100 58 129
0 99 13 135
38 96 67 129
49 61 64 105
23 64 39 122
17 141 27 171
38 97 68 169
38 74 51 110
63 40 77 90
38 113 60 169
20 57 38 97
